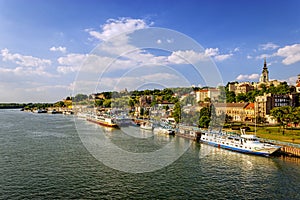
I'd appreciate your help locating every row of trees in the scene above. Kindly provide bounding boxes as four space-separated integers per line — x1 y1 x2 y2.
270 106 300 128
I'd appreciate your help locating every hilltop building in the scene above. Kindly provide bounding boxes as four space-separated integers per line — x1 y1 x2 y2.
259 58 269 83
228 82 254 94
195 88 220 102
229 59 281 95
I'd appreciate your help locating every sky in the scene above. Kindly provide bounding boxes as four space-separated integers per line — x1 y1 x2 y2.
0 0 300 102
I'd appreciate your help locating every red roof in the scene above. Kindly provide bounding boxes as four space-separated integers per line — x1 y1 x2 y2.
244 102 254 109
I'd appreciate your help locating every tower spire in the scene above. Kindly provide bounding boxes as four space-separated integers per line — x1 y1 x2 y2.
263 57 267 69
259 58 269 83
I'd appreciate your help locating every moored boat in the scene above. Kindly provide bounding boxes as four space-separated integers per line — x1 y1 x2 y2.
86 114 119 128
140 122 153 131
200 130 281 156
154 126 175 136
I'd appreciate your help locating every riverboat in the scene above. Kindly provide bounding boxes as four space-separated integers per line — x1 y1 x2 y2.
86 114 119 128
200 130 281 156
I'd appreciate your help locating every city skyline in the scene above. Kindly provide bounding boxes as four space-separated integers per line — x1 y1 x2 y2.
0 0 300 102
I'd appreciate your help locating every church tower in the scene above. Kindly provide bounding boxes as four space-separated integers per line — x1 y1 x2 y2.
259 58 269 83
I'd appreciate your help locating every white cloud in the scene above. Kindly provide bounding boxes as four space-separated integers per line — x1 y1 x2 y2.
247 55 253 59
87 18 149 41
255 53 274 60
233 47 240 52
49 46 67 53
1 48 51 67
57 53 88 74
156 39 162 44
276 43 300 65
205 48 219 57
259 42 279 50
168 50 205 64
236 73 259 81
214 53 233 62
0 66 56 77
168 48 232 64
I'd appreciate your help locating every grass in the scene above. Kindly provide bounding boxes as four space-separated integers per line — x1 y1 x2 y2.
254 126 300 144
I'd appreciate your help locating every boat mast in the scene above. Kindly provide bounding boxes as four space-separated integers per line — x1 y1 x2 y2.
254 100 257 135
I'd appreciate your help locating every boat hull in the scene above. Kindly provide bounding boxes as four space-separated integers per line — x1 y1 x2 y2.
201 140 280 156
87 118 119 128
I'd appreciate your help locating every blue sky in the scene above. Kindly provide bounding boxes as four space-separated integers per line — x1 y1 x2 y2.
0 0 300 102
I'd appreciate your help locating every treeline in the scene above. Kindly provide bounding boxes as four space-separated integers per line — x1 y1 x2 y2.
0 103 27 109
0 102 65 110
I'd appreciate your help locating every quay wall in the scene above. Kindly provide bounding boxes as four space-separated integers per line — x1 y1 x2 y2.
279 145 300 157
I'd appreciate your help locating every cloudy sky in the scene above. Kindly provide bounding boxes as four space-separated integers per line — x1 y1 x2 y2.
0 0 300 102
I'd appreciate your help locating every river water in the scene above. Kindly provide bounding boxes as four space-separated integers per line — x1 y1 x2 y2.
1 109 300 199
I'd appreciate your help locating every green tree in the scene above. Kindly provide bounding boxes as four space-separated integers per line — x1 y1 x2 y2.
74 94 88 102
236 93 247 102
226 91 236 103
103 99 111 108
172 102 181 124
198 106 211 128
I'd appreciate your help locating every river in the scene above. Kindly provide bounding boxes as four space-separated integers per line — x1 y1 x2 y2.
1 109 299 199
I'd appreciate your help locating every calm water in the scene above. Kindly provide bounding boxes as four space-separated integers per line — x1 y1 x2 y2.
1 109 300 199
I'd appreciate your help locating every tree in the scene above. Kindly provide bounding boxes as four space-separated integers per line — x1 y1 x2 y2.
236 93 247 102
198 106 211 128
103 99 111 108
94 99 103 107
74 94 88 102
172 102 181 124
226 91 236 103
270 106 293 133
140 107 144 116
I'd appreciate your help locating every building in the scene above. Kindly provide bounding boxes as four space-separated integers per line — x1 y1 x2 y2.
195 88 220 102
255 94 273 119
214 102 249 122
244 103 255 122
259 58 269 83
235 82 254 94
228 82 254 95
255 93 299 123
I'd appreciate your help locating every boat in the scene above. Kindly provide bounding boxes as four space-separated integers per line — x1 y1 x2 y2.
154 126 175 136
140 122 153 131
86 114 119 128
114 115 133 127
200 129 281 156
35 109 47 113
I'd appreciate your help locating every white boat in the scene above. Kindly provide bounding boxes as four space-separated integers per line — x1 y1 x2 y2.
154 126 175 135
86 114 119 128
200 130 281 156
140 122 153 130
